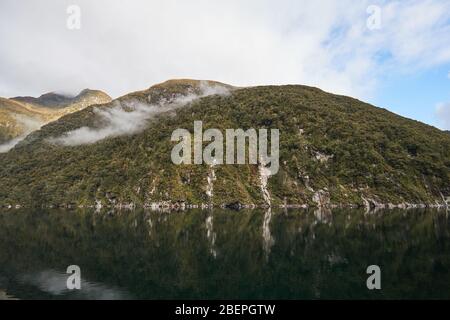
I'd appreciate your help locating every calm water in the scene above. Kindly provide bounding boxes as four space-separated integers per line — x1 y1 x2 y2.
0 208 449 299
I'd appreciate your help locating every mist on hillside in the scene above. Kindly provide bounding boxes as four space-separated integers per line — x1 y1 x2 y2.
49 82 230 146
0 115 43 153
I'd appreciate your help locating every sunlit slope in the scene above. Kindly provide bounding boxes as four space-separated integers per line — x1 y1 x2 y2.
0 89 112 144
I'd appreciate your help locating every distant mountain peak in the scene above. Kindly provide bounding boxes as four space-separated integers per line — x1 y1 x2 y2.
11 89 111 109
122 79 234 105
152 79 232 88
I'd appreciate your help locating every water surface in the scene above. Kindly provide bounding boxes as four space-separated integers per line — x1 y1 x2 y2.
0 208 449 299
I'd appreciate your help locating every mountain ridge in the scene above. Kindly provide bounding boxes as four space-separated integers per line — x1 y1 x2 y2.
0 89 112 148
11 89 111 108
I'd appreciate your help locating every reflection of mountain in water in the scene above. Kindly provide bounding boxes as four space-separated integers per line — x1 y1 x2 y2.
262 208 274 260
0 208 449 299
206 214 217 258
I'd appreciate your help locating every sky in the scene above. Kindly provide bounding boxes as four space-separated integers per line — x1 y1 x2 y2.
1 0 450 129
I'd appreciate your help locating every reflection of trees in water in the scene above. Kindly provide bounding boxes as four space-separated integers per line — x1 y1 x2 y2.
0 208 449 299
433 210 449 240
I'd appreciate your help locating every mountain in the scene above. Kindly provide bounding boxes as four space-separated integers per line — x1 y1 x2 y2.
0 79 449 209
11 89 111 109
0 89 111 148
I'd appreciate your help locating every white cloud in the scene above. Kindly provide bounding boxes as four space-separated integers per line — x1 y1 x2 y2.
1 0 450 101
49 101 159 146
0 136 25 153
436 102 450 130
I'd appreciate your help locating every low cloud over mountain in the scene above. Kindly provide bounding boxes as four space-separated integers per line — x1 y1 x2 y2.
49 81 230 146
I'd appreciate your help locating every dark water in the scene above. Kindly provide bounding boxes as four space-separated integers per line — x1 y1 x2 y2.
0 208 449 299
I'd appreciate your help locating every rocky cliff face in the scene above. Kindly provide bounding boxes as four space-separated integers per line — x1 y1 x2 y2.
0 79 449 209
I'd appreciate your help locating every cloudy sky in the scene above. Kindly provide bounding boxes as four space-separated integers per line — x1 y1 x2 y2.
1 0 450 129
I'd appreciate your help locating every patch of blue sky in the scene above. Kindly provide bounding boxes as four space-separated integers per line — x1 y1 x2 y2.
370 63 450 129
